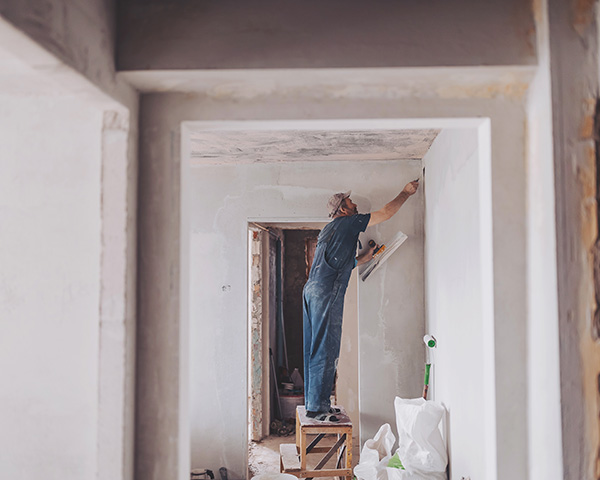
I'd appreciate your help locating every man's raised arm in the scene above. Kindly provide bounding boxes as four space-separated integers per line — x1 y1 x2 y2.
368 181 419 227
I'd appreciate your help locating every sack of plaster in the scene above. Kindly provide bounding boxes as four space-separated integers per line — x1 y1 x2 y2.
393 397 447 477
353 423 396 480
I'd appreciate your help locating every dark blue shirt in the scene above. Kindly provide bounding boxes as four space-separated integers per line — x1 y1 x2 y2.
318 213 371 271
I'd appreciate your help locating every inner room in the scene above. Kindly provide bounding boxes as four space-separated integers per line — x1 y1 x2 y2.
182 118 495 480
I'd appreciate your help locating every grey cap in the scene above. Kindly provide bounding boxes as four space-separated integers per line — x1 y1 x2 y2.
327 191 351 217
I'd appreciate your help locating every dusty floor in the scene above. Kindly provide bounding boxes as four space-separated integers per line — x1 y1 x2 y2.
248 434 360 479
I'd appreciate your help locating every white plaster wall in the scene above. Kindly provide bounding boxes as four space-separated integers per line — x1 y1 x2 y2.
0 14 139 480
525 2 563 477
423 127 495 480
0 96 103 479
186 159 424 475
357 162 425 443
338 270 360 439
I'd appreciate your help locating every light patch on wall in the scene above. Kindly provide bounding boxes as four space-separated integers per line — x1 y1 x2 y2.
189 129 439 165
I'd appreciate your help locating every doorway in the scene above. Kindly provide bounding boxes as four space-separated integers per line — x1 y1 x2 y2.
247 222 361 475
181 118 495 480
246 224 322 436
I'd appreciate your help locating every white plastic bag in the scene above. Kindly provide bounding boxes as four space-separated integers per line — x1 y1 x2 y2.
354 423 395 480
394 397 447 476
355 399 447 480
386 469 445 480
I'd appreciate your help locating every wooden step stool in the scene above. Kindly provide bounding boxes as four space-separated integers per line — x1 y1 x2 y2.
280 405 352 480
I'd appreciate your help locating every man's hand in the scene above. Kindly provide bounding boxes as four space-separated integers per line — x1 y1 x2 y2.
402 180 419 196
368 180 420 227
357 242 377 266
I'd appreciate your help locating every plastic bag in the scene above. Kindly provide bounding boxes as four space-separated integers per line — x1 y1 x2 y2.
355 399 447 480
353 423 395 480
384 452 445 480
394 397 447 476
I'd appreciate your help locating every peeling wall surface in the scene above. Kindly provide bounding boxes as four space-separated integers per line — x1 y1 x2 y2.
185 158 424 475
248 230 264 442
117 0 535 70
190 129 439 165
548 1 600 478
424 128 495 480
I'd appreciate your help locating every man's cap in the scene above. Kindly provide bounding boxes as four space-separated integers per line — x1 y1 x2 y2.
327 191 351 217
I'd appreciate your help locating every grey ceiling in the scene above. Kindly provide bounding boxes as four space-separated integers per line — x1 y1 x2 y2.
189 129 440 165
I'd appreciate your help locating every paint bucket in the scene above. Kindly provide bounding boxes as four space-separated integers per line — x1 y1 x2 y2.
279 394 304 420
252 474 298 480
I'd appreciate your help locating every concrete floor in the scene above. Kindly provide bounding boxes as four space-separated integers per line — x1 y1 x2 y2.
248 435 360 479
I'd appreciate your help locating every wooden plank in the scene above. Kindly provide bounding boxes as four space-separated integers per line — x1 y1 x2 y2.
280 444 301 472
312 434 346 472
300 427 307 471
298 469 352 478
335 445 346 469
296 408 300 447
306 433 325 453
305 446 332 454
346 433 352 473
296 406 352 426
302 426 351 435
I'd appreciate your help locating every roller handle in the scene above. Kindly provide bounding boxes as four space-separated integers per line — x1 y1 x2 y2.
422 363 431 399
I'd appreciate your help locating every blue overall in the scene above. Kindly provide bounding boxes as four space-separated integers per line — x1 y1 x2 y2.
302 213 370 412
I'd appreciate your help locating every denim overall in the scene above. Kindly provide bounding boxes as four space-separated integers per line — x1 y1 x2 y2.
302 222 356 413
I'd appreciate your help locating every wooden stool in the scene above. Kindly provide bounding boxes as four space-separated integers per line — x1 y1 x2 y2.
280 406 352 480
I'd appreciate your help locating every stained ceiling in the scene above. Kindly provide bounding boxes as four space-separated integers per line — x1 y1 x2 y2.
189 129 440 165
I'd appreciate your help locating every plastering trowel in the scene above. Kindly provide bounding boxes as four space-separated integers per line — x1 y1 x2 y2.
360 230 408 281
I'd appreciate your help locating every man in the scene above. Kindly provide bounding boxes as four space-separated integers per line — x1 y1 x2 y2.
302 180 419 422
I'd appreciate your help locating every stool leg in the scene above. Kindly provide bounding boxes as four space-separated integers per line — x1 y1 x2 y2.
296 409 300 448
346 430 353 480
300 429 307 472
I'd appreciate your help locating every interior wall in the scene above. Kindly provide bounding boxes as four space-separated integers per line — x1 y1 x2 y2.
0 96 103 479
185 159 424 476
137 89 528 480
338 270 360 439
423 127 495 480
0 0 135 105
117 0 535 71
357 160 425 443
0 11 139 480
525 1 563 477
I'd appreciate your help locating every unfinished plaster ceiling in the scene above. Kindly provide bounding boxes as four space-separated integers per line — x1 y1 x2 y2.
189 129 439 165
